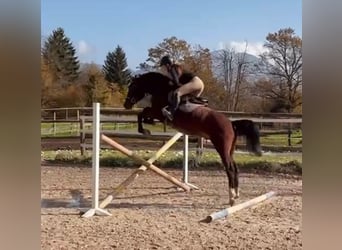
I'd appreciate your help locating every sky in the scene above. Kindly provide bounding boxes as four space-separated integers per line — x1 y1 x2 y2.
41 0 302 70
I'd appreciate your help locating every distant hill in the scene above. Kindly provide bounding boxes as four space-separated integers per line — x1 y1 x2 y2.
211 50 269 82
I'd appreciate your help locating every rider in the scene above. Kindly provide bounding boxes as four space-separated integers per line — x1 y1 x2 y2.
159 55 205 120
159 55 180 86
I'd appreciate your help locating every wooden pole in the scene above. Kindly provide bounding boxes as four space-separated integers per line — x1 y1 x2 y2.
53 112 56 136
80 118 85 156
203 191 276 223
99 132 184 208
287 123 292 146
101 134 191 192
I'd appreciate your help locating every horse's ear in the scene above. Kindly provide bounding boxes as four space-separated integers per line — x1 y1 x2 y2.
128 74 138 86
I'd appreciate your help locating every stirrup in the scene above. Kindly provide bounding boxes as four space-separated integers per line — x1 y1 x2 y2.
162 107 174 121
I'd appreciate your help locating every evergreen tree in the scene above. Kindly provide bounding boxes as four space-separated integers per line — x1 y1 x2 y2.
42 27 80 84
103 45 131 87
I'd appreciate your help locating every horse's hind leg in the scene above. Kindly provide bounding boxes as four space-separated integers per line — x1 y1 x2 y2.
194 137 204 167
211 136 237 206
230 140 239 198
232 160 239 198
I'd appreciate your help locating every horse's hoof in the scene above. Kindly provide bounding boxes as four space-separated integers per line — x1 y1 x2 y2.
142 129 151 135
229 199 235 206
138 128 151 135
234 188 240 199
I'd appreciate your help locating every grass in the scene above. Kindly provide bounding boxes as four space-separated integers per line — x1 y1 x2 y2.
41 122 81 137
41 122 302 148
41 122 170 137
42 149 302 175
261 129 302 146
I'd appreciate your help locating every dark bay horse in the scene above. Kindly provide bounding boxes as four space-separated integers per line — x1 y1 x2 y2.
124 72 262 205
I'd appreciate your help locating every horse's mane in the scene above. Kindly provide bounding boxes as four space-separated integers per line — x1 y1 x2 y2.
136 71 169 82
134 72 175 96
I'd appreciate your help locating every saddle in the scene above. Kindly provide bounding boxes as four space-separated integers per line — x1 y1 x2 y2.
180 95 209 106
176 95 209 113
162 94 209 121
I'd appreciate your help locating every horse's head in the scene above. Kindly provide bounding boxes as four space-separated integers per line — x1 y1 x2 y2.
124 75 146 109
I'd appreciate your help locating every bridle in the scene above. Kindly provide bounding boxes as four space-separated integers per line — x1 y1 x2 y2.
125 95 137 105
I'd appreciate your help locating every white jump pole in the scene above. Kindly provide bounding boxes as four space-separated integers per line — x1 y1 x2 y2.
82 103 111 218
182 134 199 190
203 191 276 223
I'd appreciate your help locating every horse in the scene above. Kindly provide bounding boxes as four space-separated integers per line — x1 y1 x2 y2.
123 72 262 206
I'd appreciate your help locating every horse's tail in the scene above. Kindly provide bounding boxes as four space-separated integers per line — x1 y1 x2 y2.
232 119 262 156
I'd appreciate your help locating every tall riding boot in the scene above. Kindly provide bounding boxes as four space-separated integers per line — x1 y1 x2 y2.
170 91 180 114
162 92 180 121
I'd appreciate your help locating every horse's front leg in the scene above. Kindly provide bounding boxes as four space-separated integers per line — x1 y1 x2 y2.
137 108 152 135
143 116 155 125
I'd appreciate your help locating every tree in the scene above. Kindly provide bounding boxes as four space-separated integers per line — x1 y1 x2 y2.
103 45 131 88
142 37 228 109
214 42 253 111
144 36 192 67
182 45 227 109
41 54 71 108
41 55 53 107
257 28 302 112
183 45 212 75
137 62 154 72
82 63 111 106
41 27 80 85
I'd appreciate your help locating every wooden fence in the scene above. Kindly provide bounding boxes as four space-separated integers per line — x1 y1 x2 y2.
41 107 302 154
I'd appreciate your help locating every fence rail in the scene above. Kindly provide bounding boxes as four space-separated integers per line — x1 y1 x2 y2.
41 107 302 119
41 107 302 154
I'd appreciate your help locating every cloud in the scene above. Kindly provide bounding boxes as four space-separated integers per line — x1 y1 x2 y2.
77 40 94 55
76 40 96 62
217 41 225 50
217 41 268 57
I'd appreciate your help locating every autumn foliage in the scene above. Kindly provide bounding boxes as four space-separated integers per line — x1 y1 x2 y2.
41 28 302 113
